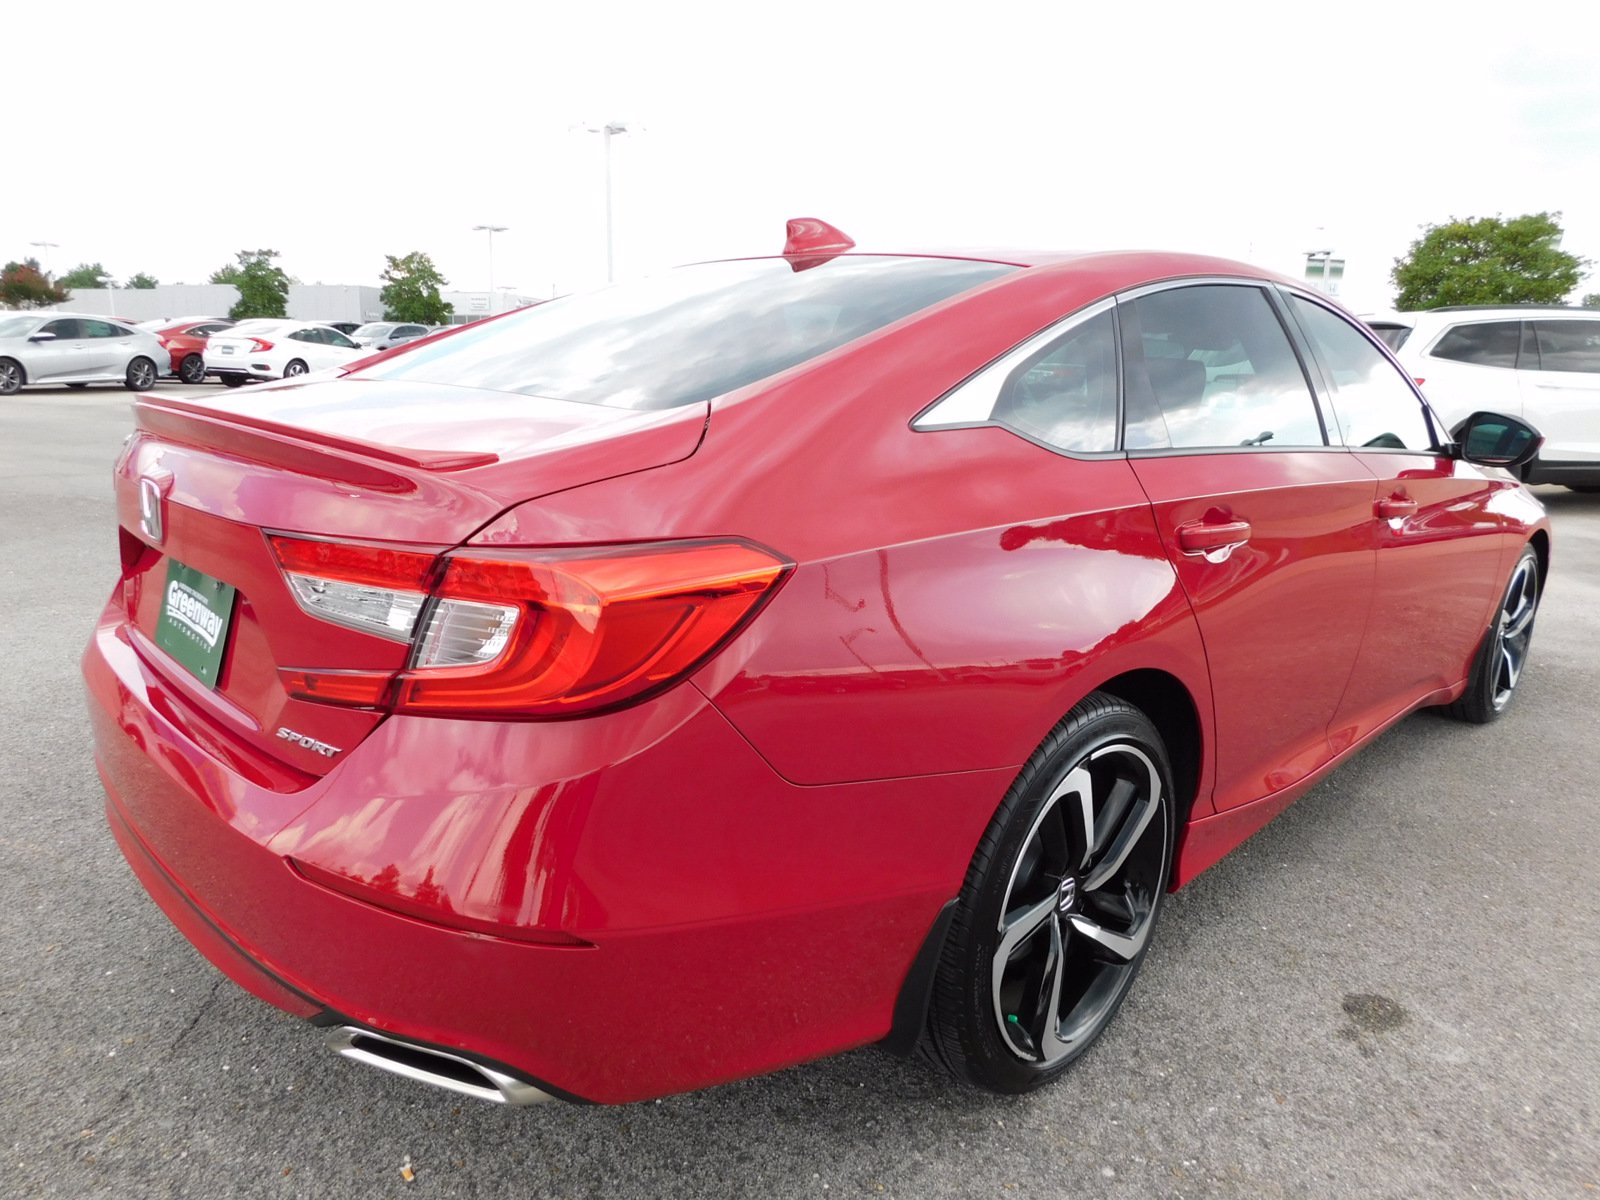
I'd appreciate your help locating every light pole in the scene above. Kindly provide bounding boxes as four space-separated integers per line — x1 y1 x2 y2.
582 122 628 282
472 224 508 312
29 240 58 278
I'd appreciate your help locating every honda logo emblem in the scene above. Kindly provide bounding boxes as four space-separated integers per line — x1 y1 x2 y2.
139 475 166 544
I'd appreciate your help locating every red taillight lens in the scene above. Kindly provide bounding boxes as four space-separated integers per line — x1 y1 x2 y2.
250 338 275 352
396 540 789 717
274 536 790 718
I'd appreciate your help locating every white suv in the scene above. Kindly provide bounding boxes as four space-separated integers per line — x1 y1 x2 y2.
1366 306 1600 491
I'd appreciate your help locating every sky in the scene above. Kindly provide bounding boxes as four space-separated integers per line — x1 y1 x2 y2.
5 0 1598 314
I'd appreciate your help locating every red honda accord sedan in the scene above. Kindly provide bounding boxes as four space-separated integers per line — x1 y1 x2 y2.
84 221 1549 1106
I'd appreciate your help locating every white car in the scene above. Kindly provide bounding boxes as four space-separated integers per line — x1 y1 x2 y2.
204 319 368 387
0 312 167 394
1368 306 1600 491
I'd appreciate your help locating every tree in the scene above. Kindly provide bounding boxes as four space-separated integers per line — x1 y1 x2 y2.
1391 212 1586 309
379 251 452 324
59 262 114 290
1 260 68 309
1582 293 1600 309
126 272 159 290
213 249 291 319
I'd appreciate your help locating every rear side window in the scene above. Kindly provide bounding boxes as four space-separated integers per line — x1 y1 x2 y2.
990 310 1118 452
1119 285 1324 450
356 256 1016 409
1533 319 1600 374
1290 296 1436 451
1429 321 1521 368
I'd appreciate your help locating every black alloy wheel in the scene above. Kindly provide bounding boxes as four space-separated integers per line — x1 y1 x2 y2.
179 354 206 384
125 357 157 391
1448 544 1540 724
0 358 22 395
925 693 1175 1093
283 359 309 377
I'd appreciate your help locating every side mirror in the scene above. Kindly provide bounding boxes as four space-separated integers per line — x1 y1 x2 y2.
29 331 57 343
1454 411 1543 471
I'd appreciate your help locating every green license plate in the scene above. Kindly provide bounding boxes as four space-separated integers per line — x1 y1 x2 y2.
155 559 237 689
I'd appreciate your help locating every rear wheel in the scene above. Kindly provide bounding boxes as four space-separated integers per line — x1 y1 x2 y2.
283 359 309 377
125 356 157 391
0 358 22 395
1447 544 1539 724
924 693 1175 1093
179 354 206 384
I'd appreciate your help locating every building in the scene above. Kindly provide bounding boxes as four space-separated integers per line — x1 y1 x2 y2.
50 284 541 325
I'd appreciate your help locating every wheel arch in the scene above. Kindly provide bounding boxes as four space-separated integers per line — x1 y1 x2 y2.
1094 668 1204 841
1527 529 1550 598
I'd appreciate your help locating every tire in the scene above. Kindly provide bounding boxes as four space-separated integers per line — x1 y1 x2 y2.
0 358 22 396
283 359 309 378
125 356 158 391
179 354 206 385
221 376 246 388
1565 485 1600 494
924 693 1175 1094
1446 544 1540 724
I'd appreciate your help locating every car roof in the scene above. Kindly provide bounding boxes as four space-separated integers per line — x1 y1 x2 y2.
1379 304 1593 327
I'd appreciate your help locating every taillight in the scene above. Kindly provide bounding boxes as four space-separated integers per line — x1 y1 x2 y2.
272 535 790 718
250 338 275 352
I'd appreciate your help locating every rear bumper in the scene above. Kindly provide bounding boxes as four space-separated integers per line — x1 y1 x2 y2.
83 604 999 1103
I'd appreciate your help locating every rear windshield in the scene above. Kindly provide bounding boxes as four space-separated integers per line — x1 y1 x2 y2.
353 256 1017 408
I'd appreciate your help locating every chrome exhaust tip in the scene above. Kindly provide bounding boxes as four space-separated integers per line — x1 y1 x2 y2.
325 1026 554 1106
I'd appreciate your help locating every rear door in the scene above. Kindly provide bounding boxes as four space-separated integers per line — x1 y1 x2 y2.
80 318 135 377
1120 282 1380 812
1285 292 1506 746
1522 317 1600 463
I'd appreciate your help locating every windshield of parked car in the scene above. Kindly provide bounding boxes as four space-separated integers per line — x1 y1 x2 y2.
0 317 38 339
352 256 1017 409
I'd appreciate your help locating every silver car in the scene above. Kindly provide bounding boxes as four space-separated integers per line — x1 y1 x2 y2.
350 321 433 351
0 312 168 394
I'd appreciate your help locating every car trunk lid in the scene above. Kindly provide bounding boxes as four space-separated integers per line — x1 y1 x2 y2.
111 378 707 778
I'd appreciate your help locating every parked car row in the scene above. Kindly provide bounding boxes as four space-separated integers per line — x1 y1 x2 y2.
1363 304 1600 491
0 312 455 396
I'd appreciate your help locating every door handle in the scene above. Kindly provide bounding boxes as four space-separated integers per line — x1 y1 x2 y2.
1176 519 1252 562
1375 495 1418 519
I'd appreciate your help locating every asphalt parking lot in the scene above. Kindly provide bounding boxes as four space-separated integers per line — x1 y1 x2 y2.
2 383 1597 1199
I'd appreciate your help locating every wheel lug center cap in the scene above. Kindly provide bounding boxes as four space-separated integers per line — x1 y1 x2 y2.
1057 877 1078 913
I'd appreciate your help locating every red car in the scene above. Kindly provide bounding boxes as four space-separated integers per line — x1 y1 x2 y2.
152 317 235 384
84 221 1548 1106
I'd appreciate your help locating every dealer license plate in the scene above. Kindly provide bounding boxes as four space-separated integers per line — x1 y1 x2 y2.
155 559 236 688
